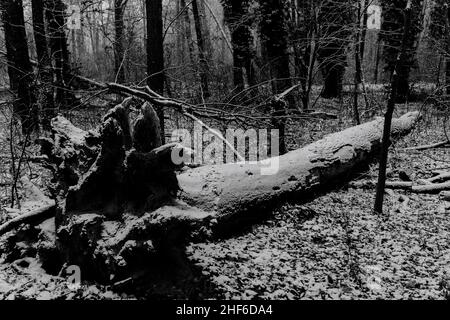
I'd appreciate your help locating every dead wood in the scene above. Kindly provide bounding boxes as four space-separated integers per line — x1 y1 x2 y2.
427 172 450 183
350 179 450 194
0 203 56 237
403 141 450 151
440 191 450 201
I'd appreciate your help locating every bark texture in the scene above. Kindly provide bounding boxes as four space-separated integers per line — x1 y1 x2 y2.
178 112 420 229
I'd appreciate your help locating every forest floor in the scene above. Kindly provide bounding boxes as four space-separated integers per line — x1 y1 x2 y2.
0 95 449 300
187 104 450 300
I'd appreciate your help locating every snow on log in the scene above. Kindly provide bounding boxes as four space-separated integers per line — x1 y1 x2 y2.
178 112 420 230
34 108 419 282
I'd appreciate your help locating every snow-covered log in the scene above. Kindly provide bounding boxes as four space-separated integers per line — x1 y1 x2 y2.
178 112 420 230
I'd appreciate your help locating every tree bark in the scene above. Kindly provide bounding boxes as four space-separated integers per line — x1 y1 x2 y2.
145 0 165 139
445 3 450 94
45 0 74 109
192 0 210 98
31 0 55 130
374 0 413 214
1 0 38 134
114 0 127 83
380 0 423 103
317 0 353 99
180 0 196 69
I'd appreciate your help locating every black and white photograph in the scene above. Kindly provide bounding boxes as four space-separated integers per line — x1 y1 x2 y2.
0 0 449 306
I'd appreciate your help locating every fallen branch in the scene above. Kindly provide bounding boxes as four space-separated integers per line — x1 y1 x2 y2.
427 172 450 183
350 180 450 194
402 141 450 151
412 181 450 194
349 180 413 189
0 154 49 163
0 202 56 237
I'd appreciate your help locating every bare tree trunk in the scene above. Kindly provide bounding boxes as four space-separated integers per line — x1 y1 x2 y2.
192 0 210 98
355 0 367 85
1 0 38 134
223 0 255 91
259 0 294 154
446 58 450 94
198 0 212 57
445 3 450 94
353 0 367 125
45 0 74 109
374 36 381 84
374 0 413 214
145 0 165 139
31 0 55 130
180 0 196 67
114 0 127 84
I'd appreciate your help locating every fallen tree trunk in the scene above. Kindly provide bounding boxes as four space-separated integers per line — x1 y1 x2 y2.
412 181 450 194
178 112 420 228
35 109 419 283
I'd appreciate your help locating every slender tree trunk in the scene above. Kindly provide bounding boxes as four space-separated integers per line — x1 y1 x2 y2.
1 0 38 134
355 0 367 84
445 3 450 94
317 0 352 100
259 0 293 155
31 0 55 130
446 59 450 94
114 0 126 83
353 0 366 125
198 0 212 57
359 0 368 67
374 36 381 84
435 55 442 88
374 0 413 214
180 0 195 67
46 0 74 109
192 0 210 98
224 0 255 91
145 0 165 139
